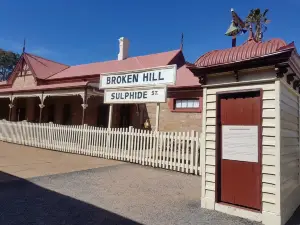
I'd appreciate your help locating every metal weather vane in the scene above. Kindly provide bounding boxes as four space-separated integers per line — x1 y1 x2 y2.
225 9 248 47
225 8 271 46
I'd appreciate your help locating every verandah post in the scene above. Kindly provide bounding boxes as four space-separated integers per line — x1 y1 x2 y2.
8 103 14 121
39 92 45 123
108 104 113 128
155 103 160 131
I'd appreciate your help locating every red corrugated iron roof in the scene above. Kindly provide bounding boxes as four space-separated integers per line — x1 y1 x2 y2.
46 49 198 87
24 53 69 79
47 50 181 80
194 38 291 68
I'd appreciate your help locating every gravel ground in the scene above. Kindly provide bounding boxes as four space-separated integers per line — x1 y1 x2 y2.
0 163 265 225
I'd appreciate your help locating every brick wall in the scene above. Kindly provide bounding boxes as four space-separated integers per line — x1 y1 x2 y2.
145 88 203 132
146 101 202 132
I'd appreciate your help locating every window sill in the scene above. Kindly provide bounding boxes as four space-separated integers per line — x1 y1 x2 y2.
170 108 202 113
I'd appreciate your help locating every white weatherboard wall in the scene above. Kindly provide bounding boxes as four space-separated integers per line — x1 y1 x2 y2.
201 69 282 224
279 80 300 225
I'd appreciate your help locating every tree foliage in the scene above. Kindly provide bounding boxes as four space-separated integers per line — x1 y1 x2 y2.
0 49 20 81
246 8 270 42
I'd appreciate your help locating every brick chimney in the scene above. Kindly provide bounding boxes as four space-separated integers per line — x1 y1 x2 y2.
118 37 129 60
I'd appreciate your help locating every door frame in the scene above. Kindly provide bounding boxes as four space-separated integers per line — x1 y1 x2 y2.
215 88 263 211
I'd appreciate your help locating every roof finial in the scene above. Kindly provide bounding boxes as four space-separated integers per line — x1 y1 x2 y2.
22 38 26 53
180 33 184 50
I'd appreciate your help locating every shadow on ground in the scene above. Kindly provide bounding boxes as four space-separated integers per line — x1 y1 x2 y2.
0 171 141 225
286 207 300 225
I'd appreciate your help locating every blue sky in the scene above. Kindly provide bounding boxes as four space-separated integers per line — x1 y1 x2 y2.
1 0 299 65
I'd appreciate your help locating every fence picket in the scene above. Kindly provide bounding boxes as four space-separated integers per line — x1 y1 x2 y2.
69 125 73 153
16 123 22 144
174 132 178 171
112 128 116 159
124 128 129 161
67 125 71 153
100 128 104 158
30 123 34 146
162 132 167 168
137 129 141 163
181 132 185 173
40 123 44 148
132 128 137 163
87 126 92 156
36 123 40 148
92 126 96 156
195 131 199 175
117 128 121 160
55 124 59 150
62 124 66 152
158 132 163 168
137 129 141 164
72 125 77 153
59 124 63 151
166 132 170 169
67 125 72 152
35 123 39 147
28 122 32 145
95 127 100 157
178 132 182 172
169 132 174 170
144 130 149 165
113 128 118 159
190 130 195 174
141 130 147 165
14 123 19 144
120 128 124 160
91 127 95 156
14 123 18 144
185 131 190 173
129 127 133 162
44 124 48 149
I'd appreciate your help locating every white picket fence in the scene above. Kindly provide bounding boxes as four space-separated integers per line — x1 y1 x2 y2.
0 120 201 175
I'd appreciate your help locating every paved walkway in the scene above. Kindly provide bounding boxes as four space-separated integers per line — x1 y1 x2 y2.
0 141 298 224
0 141 124 182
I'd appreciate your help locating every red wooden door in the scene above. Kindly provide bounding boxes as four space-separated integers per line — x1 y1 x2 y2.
218 91 262 210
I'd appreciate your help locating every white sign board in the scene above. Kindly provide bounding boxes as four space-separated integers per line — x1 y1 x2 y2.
100 65 177 89
104 86 166 104
222 125 258 163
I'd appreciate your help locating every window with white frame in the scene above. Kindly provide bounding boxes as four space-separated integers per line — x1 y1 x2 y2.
175 99 200 109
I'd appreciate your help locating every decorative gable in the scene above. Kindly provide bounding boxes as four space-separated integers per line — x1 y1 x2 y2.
12 60 37 88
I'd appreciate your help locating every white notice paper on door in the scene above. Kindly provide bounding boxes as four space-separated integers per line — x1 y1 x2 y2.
222 125 258 163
